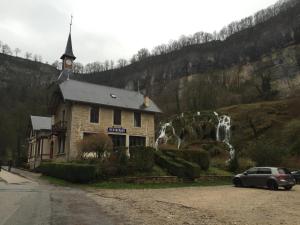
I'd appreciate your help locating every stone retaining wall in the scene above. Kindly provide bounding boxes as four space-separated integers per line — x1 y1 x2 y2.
195 175 233 182
110 176 178 184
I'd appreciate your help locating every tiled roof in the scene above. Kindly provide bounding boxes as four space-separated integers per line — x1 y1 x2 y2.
30 116 52 131
59 79 162 113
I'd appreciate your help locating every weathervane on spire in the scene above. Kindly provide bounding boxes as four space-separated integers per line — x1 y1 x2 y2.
69 14 73 33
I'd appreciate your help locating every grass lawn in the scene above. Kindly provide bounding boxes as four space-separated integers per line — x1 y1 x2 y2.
39 175 74 186
40 175 232 189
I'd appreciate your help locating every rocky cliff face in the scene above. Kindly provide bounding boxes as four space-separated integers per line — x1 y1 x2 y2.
75 3 300 114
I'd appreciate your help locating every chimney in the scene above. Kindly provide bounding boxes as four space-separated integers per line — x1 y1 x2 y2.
143 95 150 108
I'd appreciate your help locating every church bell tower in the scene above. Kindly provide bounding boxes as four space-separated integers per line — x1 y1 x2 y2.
57 16 76 82
60 15 76 70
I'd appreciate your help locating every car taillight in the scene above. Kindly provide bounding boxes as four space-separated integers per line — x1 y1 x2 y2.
275 175 287 181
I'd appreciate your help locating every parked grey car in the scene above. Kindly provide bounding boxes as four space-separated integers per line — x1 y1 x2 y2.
233 167 296 190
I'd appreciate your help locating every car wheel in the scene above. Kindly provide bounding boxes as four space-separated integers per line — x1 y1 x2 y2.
267 180 278 191
233 178 243 187
284 186 293 191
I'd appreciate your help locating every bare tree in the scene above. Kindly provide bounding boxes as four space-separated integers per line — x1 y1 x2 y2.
117 58 128 68
152 44 168 55
110 60 114 70
136 48 150 61
33 54 38 61
38 55 43 62
14 48 21 57
93 61 102 72
104 60 110 71
25 52 32 60
130 54 137 64
2 44 12 55
84 63 93 73
73 62 84 73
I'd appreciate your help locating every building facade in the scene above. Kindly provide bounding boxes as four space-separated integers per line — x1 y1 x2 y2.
27 116 52 169
27 29 161 168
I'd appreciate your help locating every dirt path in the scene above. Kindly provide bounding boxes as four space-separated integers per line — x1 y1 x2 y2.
89 185 300 225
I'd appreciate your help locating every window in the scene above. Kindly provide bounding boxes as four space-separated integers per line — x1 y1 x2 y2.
278 168 290 174
114 109 121 125
129 136 146 147
90 106 99 123
257 168 271 174
246 168 258 174
62 110 65 122
58 135 65 154
134 112 141 127
83 132 98 139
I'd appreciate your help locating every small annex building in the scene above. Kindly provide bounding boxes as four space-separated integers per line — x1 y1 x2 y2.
27 116 52 168
27 27 161 169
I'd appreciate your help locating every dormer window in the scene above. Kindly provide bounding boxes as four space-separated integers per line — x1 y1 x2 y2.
110 94 117 99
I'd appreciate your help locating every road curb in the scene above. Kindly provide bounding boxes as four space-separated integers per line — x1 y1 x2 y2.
1 167 36 181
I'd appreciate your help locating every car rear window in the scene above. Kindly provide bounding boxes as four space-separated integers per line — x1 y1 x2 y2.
278 168 290 174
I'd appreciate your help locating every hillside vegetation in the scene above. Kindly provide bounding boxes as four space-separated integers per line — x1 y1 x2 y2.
0 54 57 161
221 97 300 168
156 97 300 170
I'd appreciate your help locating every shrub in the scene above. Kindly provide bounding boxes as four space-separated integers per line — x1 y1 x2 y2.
282 120 300 156
154 151 185 177
162 149 210 171
78 133 113 160
104 147 130 177
38 162 99 183
211 157 227 170
249 140 284 166
281 156 300 169
129 146 155 172
173 157 201 178
238 158 256 171
227 154 239 173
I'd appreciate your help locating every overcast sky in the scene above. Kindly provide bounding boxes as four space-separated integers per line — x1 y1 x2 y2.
0 0 278 64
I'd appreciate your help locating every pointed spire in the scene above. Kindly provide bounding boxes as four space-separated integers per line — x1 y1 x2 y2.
60 15 76 60
60 33 76 60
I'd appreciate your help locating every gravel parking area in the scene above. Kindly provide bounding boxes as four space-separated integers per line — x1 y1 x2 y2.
89 185 300 225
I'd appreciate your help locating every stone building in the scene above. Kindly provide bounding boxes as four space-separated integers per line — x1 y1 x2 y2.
27 29 161 168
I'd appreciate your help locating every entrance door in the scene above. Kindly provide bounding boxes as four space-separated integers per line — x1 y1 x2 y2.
129 136 146 147
50 141 54 159
109 135 126 149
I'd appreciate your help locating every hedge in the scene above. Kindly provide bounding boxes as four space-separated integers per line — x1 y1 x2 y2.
154 151 185 177
129 146 155 172
162 149 210 171
38 162 99 183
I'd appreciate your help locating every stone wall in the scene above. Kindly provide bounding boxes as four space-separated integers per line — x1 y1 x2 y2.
68 103 155 160
110 176 178 184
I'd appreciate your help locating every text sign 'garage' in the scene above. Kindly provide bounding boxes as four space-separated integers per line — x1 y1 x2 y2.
107 127 127 133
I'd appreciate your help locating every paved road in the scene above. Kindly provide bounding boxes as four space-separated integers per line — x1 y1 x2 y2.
0 169 117 225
